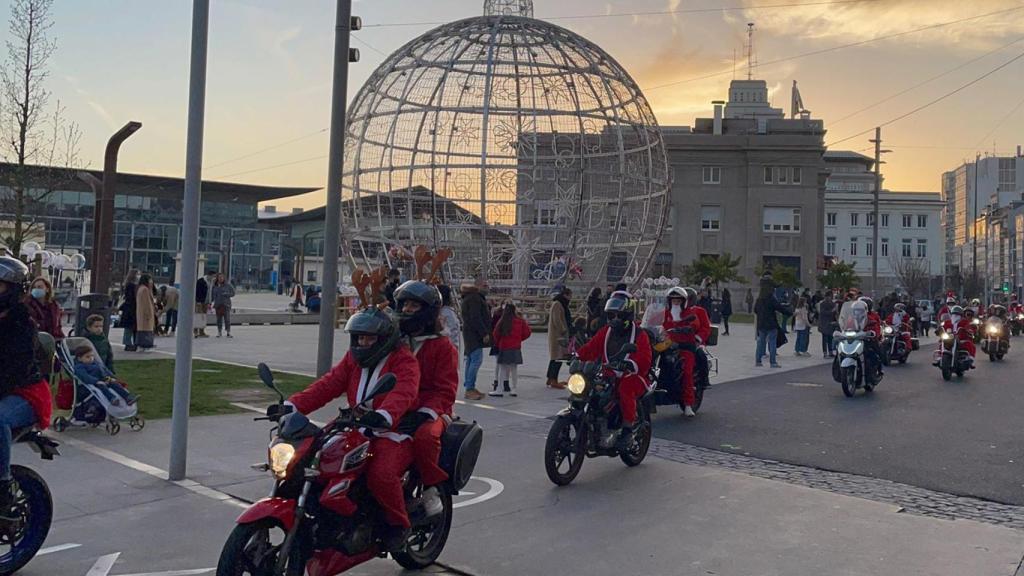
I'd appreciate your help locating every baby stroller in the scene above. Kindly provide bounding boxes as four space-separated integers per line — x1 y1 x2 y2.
52 337 144 435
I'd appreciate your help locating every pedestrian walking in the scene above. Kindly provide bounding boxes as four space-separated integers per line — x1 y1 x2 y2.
134 274 157 352
119 269 139 350
745 288 754 314
720 287 733 335
212 273 235 338
585 287 604 338
817 293 838 358
194 271 211 338
459 280 490 400
794 297 811 356
489 301 531 397
546 285 572 389
162 284 179 334
755 281 788 368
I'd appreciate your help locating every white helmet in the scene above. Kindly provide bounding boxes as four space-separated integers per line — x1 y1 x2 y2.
851 300 868 326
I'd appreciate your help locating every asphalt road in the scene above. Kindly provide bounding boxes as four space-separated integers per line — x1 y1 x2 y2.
652 342 1024 505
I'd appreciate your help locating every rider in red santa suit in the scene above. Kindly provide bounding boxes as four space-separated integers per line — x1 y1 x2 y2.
885 302 914 353
285 307 420 552
941 305 976 365
575 291 652 450
937 295 957 324
391 281 459 495
663 287 711 417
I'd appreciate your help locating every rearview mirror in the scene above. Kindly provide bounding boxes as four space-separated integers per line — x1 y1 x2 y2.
257 363 284 403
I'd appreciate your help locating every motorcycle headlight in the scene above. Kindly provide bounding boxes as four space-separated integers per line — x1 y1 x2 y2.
269 442 296 480
844 331 858 338
972 319 981 325
567 373 587 395
941 332 952 341
988 325 999 335
883 326 893 335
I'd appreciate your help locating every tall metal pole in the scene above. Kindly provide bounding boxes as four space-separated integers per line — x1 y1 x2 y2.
317 0 353 376
871 127 881 297
169 0 209 481
92 121 142 296
972 152 980 296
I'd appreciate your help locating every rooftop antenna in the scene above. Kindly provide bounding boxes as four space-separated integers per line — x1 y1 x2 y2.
746 22 756 80
732 48 737 80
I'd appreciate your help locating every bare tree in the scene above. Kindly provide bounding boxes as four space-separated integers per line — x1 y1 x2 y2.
890 256 931 299
0 0 81 256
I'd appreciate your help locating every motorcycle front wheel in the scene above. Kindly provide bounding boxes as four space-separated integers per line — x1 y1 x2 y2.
841 366 858 397
940 357 952 381
544 417 587 486
217 519 299 576
0 465 52 576
620 405 652 467
394 484 453 570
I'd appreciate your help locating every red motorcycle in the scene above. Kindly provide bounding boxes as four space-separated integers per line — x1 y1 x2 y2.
216 364 482 576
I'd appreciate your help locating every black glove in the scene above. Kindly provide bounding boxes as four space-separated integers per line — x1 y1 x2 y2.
681 326 695 335
266 403 293 421
357 410 390 430
397 411 432 436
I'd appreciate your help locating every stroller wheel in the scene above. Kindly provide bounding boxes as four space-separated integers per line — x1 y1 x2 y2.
129 417 145 431
105 418 121 436
52 417 68 433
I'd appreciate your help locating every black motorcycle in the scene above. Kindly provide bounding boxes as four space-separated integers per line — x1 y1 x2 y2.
980 317 1010 361
0 428 60 576
934 328 974 381
648 328 716 413
880 323 913 365
544 344 653 486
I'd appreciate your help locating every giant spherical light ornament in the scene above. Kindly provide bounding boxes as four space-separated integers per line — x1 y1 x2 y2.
342 0 670 293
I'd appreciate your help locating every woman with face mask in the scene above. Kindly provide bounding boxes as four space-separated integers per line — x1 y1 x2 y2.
26 277 64 349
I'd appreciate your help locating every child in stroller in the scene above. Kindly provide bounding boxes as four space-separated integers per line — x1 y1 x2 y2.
52 338 144 435
72 345 137 407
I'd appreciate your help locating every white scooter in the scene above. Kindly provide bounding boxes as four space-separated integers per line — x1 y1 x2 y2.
832 329 882 397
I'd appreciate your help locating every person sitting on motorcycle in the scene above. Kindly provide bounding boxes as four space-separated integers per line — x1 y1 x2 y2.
575 291 652 449
392 281 459 495
968 298 983 317
856 297 884 378
663 286 711 417
283 306 420 552
941 305 976 366
884 302 913 355
937 295 956 324
1010 294 1022 317
0 257 53 517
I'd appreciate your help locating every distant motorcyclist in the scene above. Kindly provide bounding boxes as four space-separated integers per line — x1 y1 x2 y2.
575 291 652 449
884 302 913 354
941 305 976 366
856 297 884 377
937 295 957 325
663 287 711 417
968 298 983 318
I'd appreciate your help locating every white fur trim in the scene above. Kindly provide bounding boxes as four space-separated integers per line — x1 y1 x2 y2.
417 407 439 420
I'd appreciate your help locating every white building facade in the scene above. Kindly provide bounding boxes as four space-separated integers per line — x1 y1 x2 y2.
824 151 944 296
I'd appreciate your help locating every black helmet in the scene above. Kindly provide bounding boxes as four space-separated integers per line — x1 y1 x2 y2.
344 307 400 368
859 296 874 312
0 256 29 310
604 291 634 331
394 280 441 336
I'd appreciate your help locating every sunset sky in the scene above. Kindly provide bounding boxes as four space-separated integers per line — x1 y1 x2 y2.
22 0 1024 210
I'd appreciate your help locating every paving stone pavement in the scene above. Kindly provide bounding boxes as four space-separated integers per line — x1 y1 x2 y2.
508 417 1024 531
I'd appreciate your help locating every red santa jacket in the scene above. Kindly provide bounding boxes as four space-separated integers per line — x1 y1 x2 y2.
288 345 420 430
885 312 911 332
576 324 652 382
663 305 712 346
942 318 976 340
491 317 532 351
865 311 883 341
408 336 458 420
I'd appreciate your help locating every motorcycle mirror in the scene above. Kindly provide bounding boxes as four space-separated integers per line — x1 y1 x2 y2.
569 359 582 373
257 363 284 402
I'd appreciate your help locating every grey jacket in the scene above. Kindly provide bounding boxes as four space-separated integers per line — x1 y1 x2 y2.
211 283 235 310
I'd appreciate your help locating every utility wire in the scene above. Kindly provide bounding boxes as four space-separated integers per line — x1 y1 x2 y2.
828 50 1024 147
363 0 880 28
644 4 1024 91
972 92 1024 149
830 35 1024 126
211 155 329 180
205 128 327 170
352 35 388 57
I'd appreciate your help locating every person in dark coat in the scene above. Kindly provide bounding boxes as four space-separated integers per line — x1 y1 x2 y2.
755 281 790 368
459 281 491 401
119 269 139 350
383 268 401 310
720 287 733 335
585 287 604 338
194 271 211 338
817 293 838 358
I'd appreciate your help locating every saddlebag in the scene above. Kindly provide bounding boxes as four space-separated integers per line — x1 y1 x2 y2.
440 418 483 491
911 338 920 351
705 325 719 347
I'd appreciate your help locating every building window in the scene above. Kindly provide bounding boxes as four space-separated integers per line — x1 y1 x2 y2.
776 167 788 184
867 212 875 226
917 239 927 258
881 238 889 257
850 237 858 256
826 236 836 256
306 270 318 283
763 166 773 184
792 167 802 184
762 207 801 233
902 238 912 257
902 214 912 228
866 240 873 257
917 214 927 228
850 213 859 227
702 166 721 184
701 206 721 231
651 252 673 277
827 212 836 226
881 213 889 227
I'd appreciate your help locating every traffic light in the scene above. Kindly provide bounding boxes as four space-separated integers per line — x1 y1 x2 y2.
1003 281 1011 293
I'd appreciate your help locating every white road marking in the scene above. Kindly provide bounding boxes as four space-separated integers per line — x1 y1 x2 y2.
787 382 824 388
115 569 215 576
37 542 81 555
86 553 120 576
453 477 504 509
56 435 247 510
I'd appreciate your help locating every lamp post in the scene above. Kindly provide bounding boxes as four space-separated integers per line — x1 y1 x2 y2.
90 121 142 296
869 127 891 297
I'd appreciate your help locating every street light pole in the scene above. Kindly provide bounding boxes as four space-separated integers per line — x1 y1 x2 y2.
317 0 356 376
871 127 881 297
169 0 210 482
90 121 142 296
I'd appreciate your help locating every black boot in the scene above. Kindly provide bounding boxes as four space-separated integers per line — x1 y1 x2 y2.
615 424 636 452
382 524 410 554
0 478 19 521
